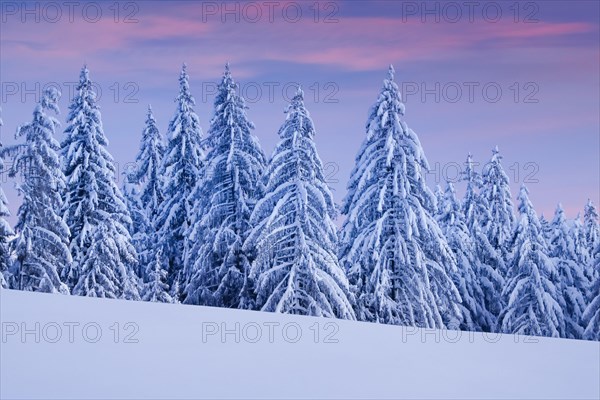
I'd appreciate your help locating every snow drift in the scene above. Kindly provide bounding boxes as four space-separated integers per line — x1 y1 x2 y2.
1 289 598 399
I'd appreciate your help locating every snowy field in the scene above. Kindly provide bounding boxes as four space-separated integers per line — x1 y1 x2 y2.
1 289 598 400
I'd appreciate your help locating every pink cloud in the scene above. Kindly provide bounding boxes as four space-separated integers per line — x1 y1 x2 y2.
249 17 595 70
3 5 596 74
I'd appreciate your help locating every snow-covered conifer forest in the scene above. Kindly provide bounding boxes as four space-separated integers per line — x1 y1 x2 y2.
1 64 598 341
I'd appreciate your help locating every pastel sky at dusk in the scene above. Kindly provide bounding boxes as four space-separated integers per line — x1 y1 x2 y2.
0 0 598 223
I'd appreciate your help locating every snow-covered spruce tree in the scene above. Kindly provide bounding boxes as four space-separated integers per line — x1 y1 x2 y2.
461 153 485 232
155 64 204 296
74 217 139 299
539 215 552 244
130 105 165 272
584 200 600 249
339 66 460 328
122 170 148 278
61 66 139 299
584 200 599 280
499 185 564 337
434 184 444 212
461 153 505 327
244 87 354 319
436 182 494 331
548 204 587 339
571 215 593 294
582 245 600 340
6 89 71 294
142 248 173 303
184 64 266 308
479 146 515 277
133 105 165 212
0 107 13 288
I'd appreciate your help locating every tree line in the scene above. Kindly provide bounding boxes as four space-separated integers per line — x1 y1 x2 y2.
0 64 598 341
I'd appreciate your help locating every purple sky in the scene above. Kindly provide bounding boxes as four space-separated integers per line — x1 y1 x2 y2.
1 0 598 223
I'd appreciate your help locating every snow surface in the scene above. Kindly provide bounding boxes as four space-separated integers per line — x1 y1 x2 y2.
1 288 598 399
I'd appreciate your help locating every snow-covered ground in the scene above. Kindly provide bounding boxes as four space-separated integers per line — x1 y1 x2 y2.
1 288 598 400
